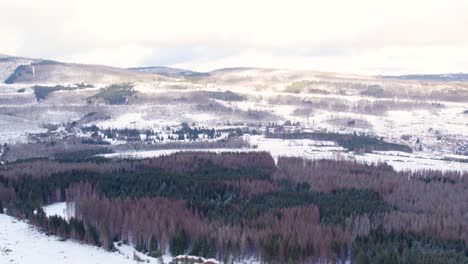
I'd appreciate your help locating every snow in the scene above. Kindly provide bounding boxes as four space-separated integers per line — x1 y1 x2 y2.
99 135 468 172
248 135 344 162
0 214 153 264
355 151 468 172
112 242 169 263
101 148 259 159
43 202 75 221
0 213 260 264
173 255 220 264
249 136 468 172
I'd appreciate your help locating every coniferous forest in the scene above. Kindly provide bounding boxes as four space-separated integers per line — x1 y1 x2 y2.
0 152 467 263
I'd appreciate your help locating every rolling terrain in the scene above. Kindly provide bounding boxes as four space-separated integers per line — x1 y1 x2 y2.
1 54 468 264
0 54 466 170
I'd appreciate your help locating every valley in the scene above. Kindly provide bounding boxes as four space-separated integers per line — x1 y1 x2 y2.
0 54 467 264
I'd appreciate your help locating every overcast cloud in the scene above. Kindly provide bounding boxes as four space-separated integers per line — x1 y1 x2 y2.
1 0 467 74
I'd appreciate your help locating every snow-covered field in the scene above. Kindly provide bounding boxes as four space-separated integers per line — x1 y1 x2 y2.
0 214 158 264
43 202 75 221
103 136 468 172
101 147 260 159
0 210 259 264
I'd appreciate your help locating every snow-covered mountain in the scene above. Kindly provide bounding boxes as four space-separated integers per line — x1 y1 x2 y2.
129 66 209 78
382 73 468 82
0 53 467 162
1 55 167 85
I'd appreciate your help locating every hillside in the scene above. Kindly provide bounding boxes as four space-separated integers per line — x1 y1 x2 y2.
0 54 468 264
0 54 466 164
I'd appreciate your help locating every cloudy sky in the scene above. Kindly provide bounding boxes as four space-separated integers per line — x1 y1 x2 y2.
1 0 467 74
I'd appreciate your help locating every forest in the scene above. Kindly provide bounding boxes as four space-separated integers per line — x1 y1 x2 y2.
0 151 467 263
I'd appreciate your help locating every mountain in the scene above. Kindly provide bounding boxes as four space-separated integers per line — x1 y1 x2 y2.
0 55 37 83
0 54 167 85
382 73 468 82
0 53 466 157
129 66 209 78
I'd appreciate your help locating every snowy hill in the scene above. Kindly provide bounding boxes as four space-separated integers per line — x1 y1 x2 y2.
0 53 467 169
4 61 166 85
129 66 209 77
0 214 155 264
0 55 37 83
382 73 468 82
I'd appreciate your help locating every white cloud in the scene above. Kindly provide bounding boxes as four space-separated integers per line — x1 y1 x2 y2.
0 28 20 56
1 0 467 74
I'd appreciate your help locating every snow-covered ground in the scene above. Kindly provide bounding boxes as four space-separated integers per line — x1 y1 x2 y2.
0 210 259 264
101 136 468 172
0 214 158 264
100 148 260 159
43 202 75 221
252 136 468 172
354 151 468 172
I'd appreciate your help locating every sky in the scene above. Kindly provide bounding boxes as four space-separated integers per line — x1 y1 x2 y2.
1 0 468 75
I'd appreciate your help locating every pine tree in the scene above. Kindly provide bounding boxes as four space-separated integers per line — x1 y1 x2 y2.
149 236 161 257
354 249 370 264
170 229 188 256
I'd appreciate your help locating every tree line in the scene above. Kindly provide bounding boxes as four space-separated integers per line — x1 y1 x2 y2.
1 152 467 263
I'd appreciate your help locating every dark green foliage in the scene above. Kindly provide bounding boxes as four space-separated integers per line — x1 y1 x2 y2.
1 162 266 223
352 227 468 264
135 239 147 253
420 176 457 184
75 83 94 88
218 127 259 137
360 85 384 97
268 132 412 153
29 208 97 246
16 88 26 93
189 236 216 258
34 60 61 65
52 148 113 162
48 215 71 236
261 234 281 262
33 85 67 101
90 83 134 105
95 169 244 223
248 189 393 224
218 127 246 138
5 65 29 84
148 236 162 257
3 153 467 262
80 138 111 145
201 90 245 101
176 123 217 140
69 218 86 240
3 174 72 215
85 224 101 246
170 229 189 256
31 84 89 101
0 200 3 213
260 236 307 263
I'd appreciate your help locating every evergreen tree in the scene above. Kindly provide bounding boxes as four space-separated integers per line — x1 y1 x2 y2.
170 229 188 256
148 236 161 257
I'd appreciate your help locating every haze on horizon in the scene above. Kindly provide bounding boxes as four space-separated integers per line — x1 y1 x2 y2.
1 0 468 75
